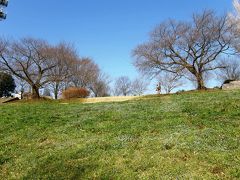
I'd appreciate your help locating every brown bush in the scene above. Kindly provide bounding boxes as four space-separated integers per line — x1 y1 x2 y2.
62 87 90 99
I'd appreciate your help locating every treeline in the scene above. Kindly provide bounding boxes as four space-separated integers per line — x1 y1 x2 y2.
0 38 111 99
2 9 240 98
133 10 240 91
0 38 149 99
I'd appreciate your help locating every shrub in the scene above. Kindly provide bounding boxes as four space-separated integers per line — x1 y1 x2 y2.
177 89 185 93
0 72 16 97
62 87 89 99
213 86 220 89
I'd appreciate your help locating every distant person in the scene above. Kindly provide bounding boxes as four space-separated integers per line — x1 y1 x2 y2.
156 83 161 94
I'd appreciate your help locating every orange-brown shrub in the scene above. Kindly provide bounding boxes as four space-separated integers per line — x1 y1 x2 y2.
62 87 90 99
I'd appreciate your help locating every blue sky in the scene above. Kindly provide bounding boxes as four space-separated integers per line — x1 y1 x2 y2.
0 0 233 92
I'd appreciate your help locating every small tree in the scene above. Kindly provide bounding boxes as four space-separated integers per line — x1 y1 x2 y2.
131 78 149 96
114 76 132 96
88 73 111 97
217 58 240 83
0 72 16 97
15 78 28 99
70 58 100 88
158 73 183 94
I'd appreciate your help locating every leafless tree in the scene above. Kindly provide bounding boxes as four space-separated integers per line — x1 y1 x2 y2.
48 42 77 99
217 58 240 83
68 58 111 97
131 78 149 96
70 58 100 88
133 10 235 90
228 0 240 52
158 73 183 94
15 77 28 99
0 38 57 99
229 0 240 29
88 73 111 97
114 76 132 96
43 87 51 97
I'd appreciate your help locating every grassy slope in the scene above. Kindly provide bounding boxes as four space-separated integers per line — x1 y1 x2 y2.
0 90 239 179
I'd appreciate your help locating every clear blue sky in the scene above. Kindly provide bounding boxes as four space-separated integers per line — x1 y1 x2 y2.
0 0 233 91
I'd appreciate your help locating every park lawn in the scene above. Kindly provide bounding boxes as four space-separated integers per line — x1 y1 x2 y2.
0 90 239 179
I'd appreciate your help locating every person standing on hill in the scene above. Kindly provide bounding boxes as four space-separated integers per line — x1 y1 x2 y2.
156 82 161 94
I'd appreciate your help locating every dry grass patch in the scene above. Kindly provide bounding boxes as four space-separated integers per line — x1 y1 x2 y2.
79 96 139 104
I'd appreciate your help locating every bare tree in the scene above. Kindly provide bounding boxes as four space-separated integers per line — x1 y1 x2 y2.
217 58 240 83
15 77 28 99
0 38 56 99
158 73 183 94
68 58 111 97
229 0 240 52
114 76 132 96
88 73 111 97
131 78 149 96
229 0 240 28
48 42 77 99
70 58 100 88
43 87 51 97
133 10 235 90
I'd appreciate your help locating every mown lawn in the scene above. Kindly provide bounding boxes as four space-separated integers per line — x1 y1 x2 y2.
0 90 239 179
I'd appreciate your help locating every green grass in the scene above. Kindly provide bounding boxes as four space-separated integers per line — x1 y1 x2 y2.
0 90 239 179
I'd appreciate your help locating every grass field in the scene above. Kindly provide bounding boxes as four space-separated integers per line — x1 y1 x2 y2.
0 90 240 179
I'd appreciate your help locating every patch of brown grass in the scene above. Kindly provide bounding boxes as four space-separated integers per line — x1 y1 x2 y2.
80 96 138 104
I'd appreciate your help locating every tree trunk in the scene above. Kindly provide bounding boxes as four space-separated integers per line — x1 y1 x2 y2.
54 89 58 100
54 83 59 100
20 91 24 99
31 85 40 99
93 90 98 97
196 73 206 90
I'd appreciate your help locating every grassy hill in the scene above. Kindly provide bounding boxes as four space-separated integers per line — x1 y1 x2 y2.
0 90 239 179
